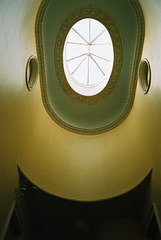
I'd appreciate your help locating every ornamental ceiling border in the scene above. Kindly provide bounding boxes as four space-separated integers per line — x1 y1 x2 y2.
55 9 122 104
35 0 145 135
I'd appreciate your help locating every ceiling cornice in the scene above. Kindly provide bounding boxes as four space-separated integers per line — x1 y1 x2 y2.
35 0 145 135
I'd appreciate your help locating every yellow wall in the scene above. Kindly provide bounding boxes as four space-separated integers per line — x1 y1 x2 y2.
0 1 41 238
139 0 161 218
0 0 161 237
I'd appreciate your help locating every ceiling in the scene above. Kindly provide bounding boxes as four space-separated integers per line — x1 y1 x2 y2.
36 0 144 134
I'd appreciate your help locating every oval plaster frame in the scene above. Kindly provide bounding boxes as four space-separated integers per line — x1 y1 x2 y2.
139 58 151 94
26 55 38 91
55 9 122 103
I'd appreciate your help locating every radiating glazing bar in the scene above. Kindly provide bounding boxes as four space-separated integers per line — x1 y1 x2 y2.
91 53 110 62
71 55 87 75
90 55 105 76
90 29 106 44
72 28 88 44
67 42 87 46
67 53 87 62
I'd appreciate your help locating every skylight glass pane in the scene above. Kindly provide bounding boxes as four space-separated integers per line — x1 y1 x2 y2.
63 18 114 96
73 57 88 85
73 19 89 43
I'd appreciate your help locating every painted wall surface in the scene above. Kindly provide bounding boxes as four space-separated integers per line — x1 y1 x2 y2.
0 0 161 237
16 0 155 202
0 1 41 238
138 0 161 219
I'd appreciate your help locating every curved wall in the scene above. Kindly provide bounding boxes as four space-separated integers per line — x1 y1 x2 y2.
18 0 151 201
139 0 161 218
0 1 42 237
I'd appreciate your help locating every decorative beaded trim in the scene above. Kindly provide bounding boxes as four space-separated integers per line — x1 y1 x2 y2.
55 9 122 103
35 0 144 135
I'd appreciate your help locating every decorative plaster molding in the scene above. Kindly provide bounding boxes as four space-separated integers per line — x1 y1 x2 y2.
139 58 151 94
26 55 38 91
55 9 122 104
35 0 145 135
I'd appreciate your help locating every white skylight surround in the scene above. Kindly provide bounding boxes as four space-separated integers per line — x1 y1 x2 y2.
63 18 114 96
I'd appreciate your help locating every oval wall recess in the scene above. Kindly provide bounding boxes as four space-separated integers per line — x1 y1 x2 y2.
139 58 151 94
26 55 38 91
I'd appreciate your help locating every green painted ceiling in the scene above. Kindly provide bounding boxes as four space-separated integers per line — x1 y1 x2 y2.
36 0 144 134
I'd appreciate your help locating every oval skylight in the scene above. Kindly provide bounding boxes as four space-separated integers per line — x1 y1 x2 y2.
63 18 114 96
